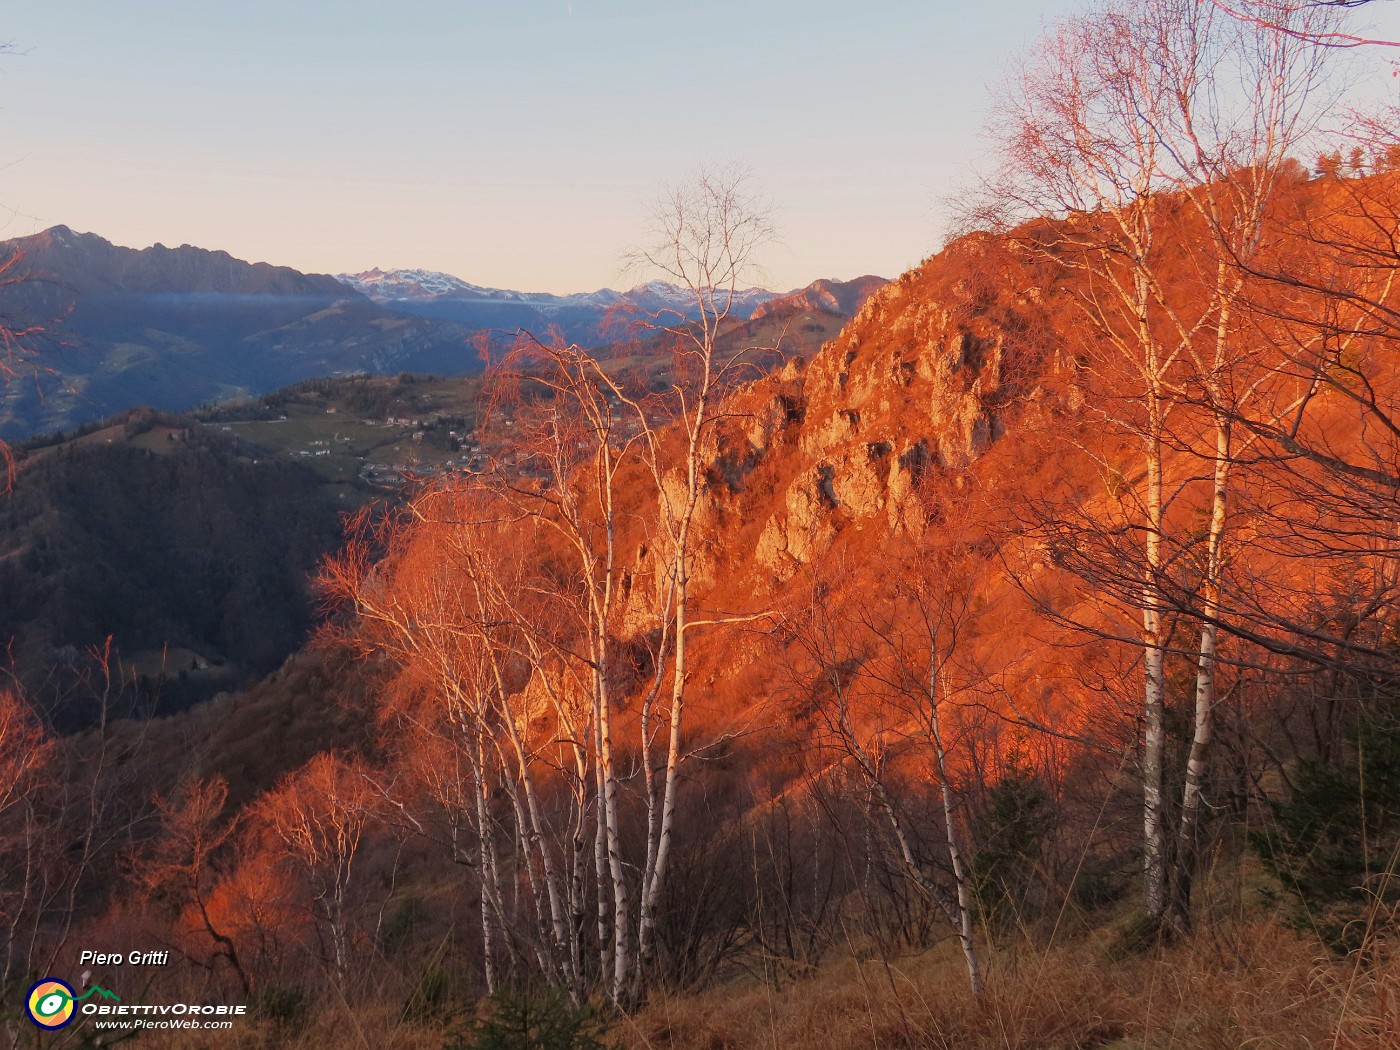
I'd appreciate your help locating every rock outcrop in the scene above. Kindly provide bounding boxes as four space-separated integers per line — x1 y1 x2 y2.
715 233 1067 584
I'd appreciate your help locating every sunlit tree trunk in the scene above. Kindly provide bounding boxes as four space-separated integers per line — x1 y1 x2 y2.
928 674 982 996
631 169 775 994
988 0 1334 928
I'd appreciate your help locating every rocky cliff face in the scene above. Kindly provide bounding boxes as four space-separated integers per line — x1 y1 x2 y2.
686 233 1069 588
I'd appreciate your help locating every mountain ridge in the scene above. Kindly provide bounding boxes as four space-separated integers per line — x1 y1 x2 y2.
337 265 783 316
0 228 479 439
336 265 787 344
750 274 889 321
336 267 886 348
0 226 884 441
7 225 355 298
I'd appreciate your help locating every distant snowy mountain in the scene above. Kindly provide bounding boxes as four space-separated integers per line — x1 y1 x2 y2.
340 267 623 308
343 268 482 300
337 268 785 344
617 279 780 318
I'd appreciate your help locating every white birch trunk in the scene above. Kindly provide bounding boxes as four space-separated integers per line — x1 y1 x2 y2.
928 675 983 996
1142 383 1169 924
1176 409 1231 921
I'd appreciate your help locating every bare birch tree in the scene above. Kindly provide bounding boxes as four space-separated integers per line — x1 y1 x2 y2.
624 166 776 990
988 0 1334 927
786 512 990 996
321 167 774 1005
258 753 376 985
489 166 775 1001
324 493 596 998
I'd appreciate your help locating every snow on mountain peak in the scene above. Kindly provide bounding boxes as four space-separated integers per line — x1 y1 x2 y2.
338 268 483 300
337 268 784 317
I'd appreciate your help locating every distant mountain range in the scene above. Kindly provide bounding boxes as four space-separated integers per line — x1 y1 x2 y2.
336 268 785 344
0 226 883 440
0 227 479 439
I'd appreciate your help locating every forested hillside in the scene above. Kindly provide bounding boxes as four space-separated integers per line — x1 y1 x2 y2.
0 410 342 728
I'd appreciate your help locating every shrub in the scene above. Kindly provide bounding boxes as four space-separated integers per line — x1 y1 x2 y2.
402 965 452 1024
973 767 1055 926
1251 701 1400 951
252 984 307 1029
449 992 610 1050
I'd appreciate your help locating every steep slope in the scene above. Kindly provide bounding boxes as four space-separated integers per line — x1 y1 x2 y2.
749 274 889 321
661 173 1400 764
0 228 480 439
0 408 344 729
687 235 1061 593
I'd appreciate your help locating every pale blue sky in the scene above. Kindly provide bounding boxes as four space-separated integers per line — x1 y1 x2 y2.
2 1 1398 292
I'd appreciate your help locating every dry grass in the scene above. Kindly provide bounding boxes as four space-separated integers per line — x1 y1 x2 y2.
614 922 1399 1050
117 918 1400 1050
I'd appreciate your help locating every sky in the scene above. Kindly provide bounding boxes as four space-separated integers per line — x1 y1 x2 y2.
3 1 1399 294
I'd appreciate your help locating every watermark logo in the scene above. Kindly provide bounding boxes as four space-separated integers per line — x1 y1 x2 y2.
25 979 120 1029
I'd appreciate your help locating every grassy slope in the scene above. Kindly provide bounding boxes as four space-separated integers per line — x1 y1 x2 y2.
139 899 1398 1050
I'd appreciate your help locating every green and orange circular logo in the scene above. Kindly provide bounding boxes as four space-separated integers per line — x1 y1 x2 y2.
26 978 77 1029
